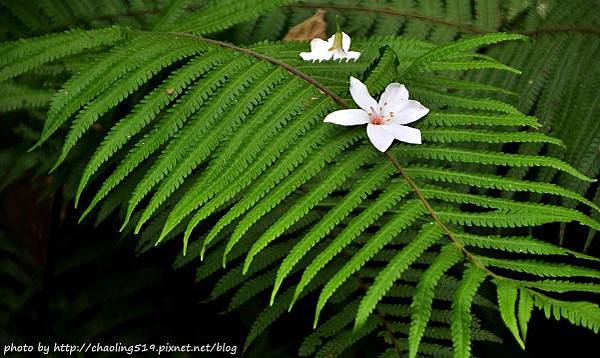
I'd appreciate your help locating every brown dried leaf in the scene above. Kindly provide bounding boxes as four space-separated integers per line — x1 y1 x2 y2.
283 9 327 42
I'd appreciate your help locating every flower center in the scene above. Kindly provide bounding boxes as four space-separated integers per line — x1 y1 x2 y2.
369 105 395 125
370 115 384 125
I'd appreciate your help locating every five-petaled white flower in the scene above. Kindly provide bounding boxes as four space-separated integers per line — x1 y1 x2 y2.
299 31 361 62
324 77 429 152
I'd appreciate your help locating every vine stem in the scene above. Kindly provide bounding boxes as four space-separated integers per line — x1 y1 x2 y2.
57 5 600 37
159 30 504 279
286 3 485 34
286 3 600 37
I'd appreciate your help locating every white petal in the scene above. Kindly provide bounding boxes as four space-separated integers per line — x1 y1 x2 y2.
324 109 369 126
341 32 351 52
367 124 395 152
332 49 348 60
384 124 422 144
379 83 409 111
310 38 331 53
299 50 332 62
388 100 429 125
349 76 378 112
345 51 361 62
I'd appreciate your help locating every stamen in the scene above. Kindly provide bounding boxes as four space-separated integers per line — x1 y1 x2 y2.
370 115 384 125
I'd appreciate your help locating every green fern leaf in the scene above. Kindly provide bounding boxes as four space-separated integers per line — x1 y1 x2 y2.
121 60 273 229
220 131 363 266
269 162 396 303
0 26 127 82
451 265 487 358
243 146 376 274
408 244 463 358
53 39 207 171
171 0 295 34
401 32 528 80
529 290 600 334
79 55 249 221
495 280 525 349
75 51 227 207
481 258 600 279
517 287 534 343
292 190 417 313
354 225 443 330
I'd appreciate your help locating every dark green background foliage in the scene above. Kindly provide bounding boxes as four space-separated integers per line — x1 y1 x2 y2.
1 0 599 357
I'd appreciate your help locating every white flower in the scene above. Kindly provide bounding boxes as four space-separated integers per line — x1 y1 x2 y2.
324 77 429 152
299 32 361 62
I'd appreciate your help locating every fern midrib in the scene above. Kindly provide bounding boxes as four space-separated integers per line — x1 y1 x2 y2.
384 153 500 279
149 30 348 107
146 28 548 295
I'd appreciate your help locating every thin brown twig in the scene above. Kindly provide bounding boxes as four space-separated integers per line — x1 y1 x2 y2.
286 2 485 34
287 3 600 37
384 153 500 278
47 3 600 38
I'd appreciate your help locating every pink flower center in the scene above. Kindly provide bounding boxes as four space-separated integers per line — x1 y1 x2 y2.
368 105 394 125
370 115 384 125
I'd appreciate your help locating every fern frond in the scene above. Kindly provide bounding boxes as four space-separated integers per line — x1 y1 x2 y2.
406 166 599 212
481 258 600 279
53 39 208 171
243 145 377 274
152 0 194 30
312 198 424 326
216 132 365 265
290 183 414 316
408 244 463 358
496 280 525 349
5 9 599 355
171 0 296 34
121 60 273 229
74 51 226 206
182 86 330 250
528 289 600 334
0 26 128 82
457 233 599 260
517 287 534 343
398 146 593 182
354 225 443 330
422 128 563 146
0 82 53 112
422 112 540 128
79 54 249 221
522 280 600 294
244 264 340 351
400 32 528 80
412 87 521 113
269 161 396 302
451 265 487 358
37 33 205 150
